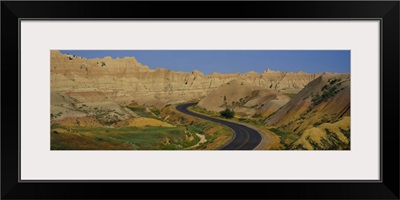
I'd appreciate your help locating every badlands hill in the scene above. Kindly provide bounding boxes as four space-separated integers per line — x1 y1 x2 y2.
198 79 290 117
50 51 350 150
265 73 350 150
51 50 320 108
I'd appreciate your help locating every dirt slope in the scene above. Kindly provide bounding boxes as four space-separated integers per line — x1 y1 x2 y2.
198 79 290 117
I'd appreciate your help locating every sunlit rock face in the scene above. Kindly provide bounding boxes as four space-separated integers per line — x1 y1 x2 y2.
51 50 320 107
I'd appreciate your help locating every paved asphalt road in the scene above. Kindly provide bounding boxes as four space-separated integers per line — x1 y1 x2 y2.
175 103 262 150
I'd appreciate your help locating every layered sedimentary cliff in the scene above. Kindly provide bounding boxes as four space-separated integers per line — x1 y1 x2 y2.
51 50 320 108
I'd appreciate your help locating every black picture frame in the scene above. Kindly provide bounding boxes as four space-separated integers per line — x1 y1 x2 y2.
1 1 399 199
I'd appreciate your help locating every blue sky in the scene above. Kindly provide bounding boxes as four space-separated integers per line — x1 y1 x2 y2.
59 50 350 74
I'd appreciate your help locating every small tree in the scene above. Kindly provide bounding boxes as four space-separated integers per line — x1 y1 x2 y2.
220 108 235 119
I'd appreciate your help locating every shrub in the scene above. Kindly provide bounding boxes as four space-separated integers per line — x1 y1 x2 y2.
220 108 235 119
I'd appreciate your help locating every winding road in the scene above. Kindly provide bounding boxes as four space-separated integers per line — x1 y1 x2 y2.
176 103 262 150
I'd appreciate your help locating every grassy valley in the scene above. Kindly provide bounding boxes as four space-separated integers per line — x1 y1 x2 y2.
51 125 199 150
51 99 233 150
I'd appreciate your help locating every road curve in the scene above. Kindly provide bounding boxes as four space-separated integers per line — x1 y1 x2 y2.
176 103 262 150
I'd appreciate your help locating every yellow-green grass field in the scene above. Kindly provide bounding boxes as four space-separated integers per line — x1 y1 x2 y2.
51 125 200 150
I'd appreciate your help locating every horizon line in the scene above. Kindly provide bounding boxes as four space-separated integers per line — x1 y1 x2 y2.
57 50 350 75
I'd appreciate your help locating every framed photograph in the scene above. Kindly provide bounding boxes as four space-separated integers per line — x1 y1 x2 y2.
2 1 399 199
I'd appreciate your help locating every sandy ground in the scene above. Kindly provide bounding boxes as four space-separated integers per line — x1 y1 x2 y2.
187 133 207 149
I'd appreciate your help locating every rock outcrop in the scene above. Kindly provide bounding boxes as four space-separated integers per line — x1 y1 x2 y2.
51 50 321 108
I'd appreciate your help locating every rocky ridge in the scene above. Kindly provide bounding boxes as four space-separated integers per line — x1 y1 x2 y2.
51 50 321 108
